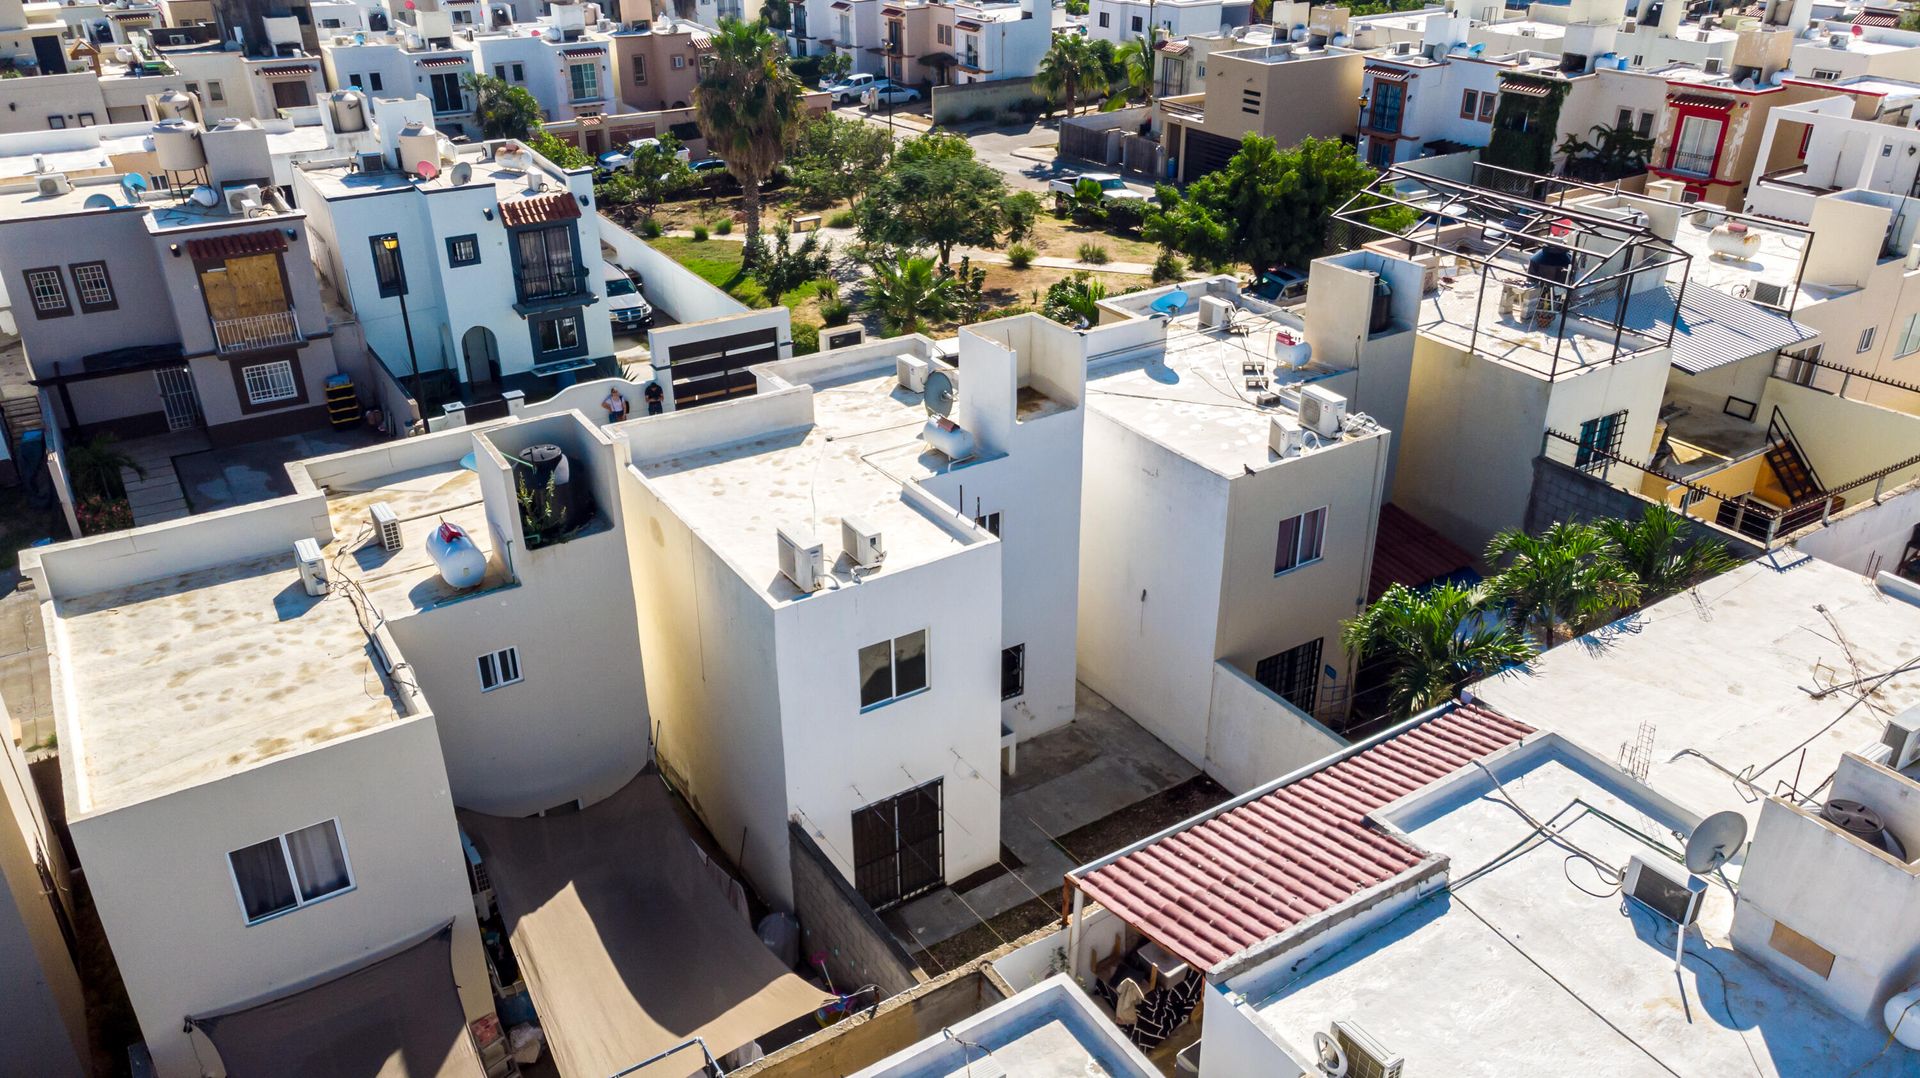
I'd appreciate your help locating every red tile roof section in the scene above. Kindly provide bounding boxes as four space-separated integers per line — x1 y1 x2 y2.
1072 704 1531 973
1368 503 1475 601
186 229 289 261
498 191 582 227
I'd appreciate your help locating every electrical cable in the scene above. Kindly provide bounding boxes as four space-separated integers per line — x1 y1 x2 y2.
1471 760 1624 889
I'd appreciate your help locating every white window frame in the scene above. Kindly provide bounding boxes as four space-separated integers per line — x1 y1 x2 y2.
569 62 599 102
1898 313 1920 358
242 360 298 405
858 629 929 711
227 818 355 925
538 315 581 354
478 646 522 691
208 79 225 102
25 268 67 313
1274 506 1328 576
1859 326 1877 354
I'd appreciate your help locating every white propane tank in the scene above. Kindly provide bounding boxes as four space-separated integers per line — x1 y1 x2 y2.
921 417 975 461
427 521 487 589
1886 983 1920 1050
1273 327 1312 368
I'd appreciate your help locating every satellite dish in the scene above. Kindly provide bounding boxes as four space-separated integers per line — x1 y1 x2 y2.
82 193 116 210
448 161 472 186
1684 810 1749 874
923 369 957 417
1312 1030 1348 1077
1149 289 1189 316
120 171 147 191
416 160 439 180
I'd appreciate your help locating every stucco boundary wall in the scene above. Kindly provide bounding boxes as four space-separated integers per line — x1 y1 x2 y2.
931 77 1047 126
598 213 748 326
1525 456 1766 560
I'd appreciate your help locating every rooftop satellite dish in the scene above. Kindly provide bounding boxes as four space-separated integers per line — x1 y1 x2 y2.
189 184 220 207
1684 810 1749 874
448 161 472 186
1149 289 1189 316
119 171 147 202
82 192 116 210
923 369 957 418
416 160 439 180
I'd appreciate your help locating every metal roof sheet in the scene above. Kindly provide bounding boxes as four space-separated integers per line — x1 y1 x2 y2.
1621 282 1816 374
1071 704 1531 974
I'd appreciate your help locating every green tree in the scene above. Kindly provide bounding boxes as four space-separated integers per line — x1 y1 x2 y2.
1002 190 1042 243
625 134 697 221
862 255 961 334
695 19 807 263
1142 187 1233 270
464 72 542 140
787 112 893 208
1187 134 1377 272
1484 522 1642 649
747 223 832 300
856 132 1010 266
1035 33 1100 117
1041 273 1106 326
1341 583 1533 717
817 50 853 85
530 129 592 170
1596 505 1740 604
760 0 792 30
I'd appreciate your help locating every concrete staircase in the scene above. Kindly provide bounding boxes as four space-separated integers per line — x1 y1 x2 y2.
0 391 40 450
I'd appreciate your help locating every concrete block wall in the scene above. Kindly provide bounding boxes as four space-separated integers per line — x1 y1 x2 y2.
788 822 925 997
1525 457 1764 560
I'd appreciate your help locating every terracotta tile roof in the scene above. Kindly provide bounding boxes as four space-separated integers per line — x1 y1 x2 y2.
1368 503 1475 602
418 56 470 69
1668 91 1734 111
561 46 605 57
1854 10 1897 26
498 190 582 227
1071 704 1532 974
1365 66 1413 83
186 229 289 261
256 62 317 76
1499 78 1556 99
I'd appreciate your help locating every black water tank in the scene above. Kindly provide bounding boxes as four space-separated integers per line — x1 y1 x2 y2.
520 444 574 533
1528 244 1574 285
1369 273 1393 334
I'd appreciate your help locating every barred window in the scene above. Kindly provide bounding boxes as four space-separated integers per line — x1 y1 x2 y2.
242 360 298 405
71 261 115 311
25 268 69 317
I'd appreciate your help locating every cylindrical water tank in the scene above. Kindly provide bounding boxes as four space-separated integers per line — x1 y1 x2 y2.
1884 983 1920 1050
1273 327 1312 368
1369 273 1393 335
921 418 975 460
520 444 574 532
1528 244 1574 284
328 91 367 134
152 119 205 172
153 91 195 121
427 521 487 589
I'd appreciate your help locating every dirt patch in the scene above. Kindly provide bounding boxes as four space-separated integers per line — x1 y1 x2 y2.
1025 214 1161 264
1048 775 1232 868
651 190 851 235
910 895 1061 976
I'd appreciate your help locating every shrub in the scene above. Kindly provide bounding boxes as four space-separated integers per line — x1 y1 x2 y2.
1007 242 1037 269
691 225 710 241
640 217 663 239
76 494 132 536
1077 242 1110 265
827 209 856 229
714 218 733 235
1151 250 1187 283
793 322 821 356
1105 199 1147 233
820 295 852 326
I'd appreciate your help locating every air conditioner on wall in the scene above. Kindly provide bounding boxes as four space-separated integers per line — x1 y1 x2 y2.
776 525 824 592
35 173 71 196
1270 413 1305 457
223 183 262 215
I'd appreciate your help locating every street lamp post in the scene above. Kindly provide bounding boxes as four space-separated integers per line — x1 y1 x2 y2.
381 234 421 401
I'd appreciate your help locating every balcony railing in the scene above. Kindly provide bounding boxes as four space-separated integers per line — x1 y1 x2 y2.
213 310 301 354
1669 149 1716 176
515 267 591 305
1161 98 1203 120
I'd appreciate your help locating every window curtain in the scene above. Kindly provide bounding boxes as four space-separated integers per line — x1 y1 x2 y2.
286 821 351 900
230 839 296 920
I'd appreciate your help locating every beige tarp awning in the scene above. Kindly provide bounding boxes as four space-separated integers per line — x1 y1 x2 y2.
462 777 827 1078
188 922 482 1078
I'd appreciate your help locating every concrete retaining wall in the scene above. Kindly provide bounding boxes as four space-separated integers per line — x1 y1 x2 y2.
597 213 748 326
788 822 926 998
930 77 1046 125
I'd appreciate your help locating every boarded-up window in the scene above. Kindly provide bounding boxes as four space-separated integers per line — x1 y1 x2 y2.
1769 920 1835 979
200 254 286 321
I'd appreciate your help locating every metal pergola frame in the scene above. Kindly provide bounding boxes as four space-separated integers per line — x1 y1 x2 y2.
1332 165 1694 378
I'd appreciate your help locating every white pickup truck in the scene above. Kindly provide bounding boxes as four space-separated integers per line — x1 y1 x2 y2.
1047 172 1151 201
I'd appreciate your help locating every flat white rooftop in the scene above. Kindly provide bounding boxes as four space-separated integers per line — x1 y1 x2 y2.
1085 308 1386 477
1665 211 1836 310
636 371 981 603
300 143 575 204
1241 741 1910 1076
1470 556 1920 829
55 552 403 814
851 975 1158 1078
323 460 512 613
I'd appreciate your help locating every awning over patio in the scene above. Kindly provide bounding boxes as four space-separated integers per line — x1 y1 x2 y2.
461 776 827 1078
1620 281 1816 374
188 923 482 1078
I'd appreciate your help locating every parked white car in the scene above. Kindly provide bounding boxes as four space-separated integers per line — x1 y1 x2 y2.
823 73 877 104
1048 172 1151 201
603 260 653 332
863 83 922 107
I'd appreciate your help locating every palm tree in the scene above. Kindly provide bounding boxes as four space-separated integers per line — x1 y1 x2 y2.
1597 505 1740 604
1484 522 1642 649
1105 29 1159 110
1342 583 1533 717
1035 34 1099 118
862 256 960 334
1042 274 1106 326
66 434 142 500
694 19 806 264
463 72 540 140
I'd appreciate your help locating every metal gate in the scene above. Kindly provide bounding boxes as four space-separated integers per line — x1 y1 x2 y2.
154 367 204 431
852 779 944 910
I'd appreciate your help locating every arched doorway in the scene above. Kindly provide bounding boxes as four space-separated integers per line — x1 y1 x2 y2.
462 326 500 389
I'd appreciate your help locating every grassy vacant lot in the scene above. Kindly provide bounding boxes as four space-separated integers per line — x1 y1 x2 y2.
650 188 852 235
646 236 838 340
1021 214 1161 264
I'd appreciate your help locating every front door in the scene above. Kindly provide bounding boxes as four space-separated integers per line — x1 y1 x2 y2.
32 35 65 75
462 326 499 386
852 779 944 909
154 367 204 431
